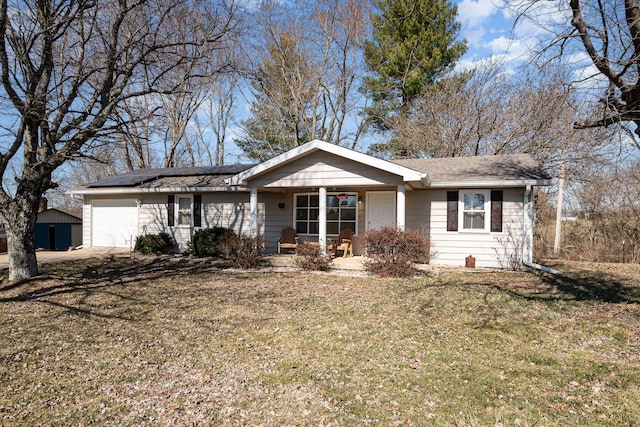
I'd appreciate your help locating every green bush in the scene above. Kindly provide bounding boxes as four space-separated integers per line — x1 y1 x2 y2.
362 226 430 277
134 233 175 255
294 242 332 271
217 233 264 269
189 227 234 257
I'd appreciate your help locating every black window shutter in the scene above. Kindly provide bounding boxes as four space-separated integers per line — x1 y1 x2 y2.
491 190 503 232
168 195 175 227
447 191 458 232
193 195 202 227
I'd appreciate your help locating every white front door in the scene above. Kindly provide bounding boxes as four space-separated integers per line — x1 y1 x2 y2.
366 191 396 230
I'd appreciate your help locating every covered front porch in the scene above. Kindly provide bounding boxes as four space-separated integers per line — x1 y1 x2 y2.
227 140 428 256
249 186 408 256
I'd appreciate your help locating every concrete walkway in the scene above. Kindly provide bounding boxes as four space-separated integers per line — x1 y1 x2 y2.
0 247 131 271
264 254 365 271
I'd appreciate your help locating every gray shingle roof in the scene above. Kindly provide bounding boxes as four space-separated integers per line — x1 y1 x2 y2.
392 154 551 184
79 154 549 191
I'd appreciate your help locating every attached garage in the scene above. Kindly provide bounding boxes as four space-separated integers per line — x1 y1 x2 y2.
91 199 138 247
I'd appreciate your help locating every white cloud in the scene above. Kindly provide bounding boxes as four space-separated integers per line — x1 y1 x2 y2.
457 0 504 27
508 0 571 39
463 27 487 49
488 35 530 58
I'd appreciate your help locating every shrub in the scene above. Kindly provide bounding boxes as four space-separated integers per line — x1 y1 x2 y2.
189 227 235 257
217 233 264 269
362 226 430 277
294 242 332 271
134 233 175 255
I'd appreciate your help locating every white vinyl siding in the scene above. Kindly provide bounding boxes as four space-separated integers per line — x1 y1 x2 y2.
135 192 264 252
406 188 525 268
250 151 402 188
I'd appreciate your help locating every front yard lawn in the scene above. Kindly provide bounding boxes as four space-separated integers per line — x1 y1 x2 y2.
1 259 639 425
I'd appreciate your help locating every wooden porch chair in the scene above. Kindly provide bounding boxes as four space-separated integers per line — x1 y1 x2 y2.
332 227 353 258
277 226 299 254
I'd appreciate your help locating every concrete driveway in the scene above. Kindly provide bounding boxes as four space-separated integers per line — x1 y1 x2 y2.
0 247 132 271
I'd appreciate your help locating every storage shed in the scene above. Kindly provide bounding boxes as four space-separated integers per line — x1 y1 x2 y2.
35 208 83 251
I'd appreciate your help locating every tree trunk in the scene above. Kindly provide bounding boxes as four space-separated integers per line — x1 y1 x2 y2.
5 198 40 281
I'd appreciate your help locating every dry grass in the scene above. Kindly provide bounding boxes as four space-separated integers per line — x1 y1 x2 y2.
1 258 639 426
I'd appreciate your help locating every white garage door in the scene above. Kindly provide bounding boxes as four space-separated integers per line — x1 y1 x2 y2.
92 199 139 247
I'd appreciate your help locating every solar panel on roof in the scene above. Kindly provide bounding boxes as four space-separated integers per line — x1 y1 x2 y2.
86 164 257 187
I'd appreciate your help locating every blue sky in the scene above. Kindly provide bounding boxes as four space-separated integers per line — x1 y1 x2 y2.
456 0 524 68
222 0 568 162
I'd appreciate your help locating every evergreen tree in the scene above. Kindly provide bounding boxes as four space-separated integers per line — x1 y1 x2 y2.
362 0 466 136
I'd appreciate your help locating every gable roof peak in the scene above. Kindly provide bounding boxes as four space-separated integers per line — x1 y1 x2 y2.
227 139 426 186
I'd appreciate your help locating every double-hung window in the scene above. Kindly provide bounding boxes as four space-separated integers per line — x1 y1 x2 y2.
177 196 192 226
447 190 502 233
168 195 201 227
462 191 488 231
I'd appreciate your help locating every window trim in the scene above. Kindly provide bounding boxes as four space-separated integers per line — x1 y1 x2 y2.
294 192 358 236
176 194 194 227
458 189 491 233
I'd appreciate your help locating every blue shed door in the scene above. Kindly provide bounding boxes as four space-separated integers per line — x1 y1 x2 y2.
35 224 50 249
35 224 71 250
54 224 71 250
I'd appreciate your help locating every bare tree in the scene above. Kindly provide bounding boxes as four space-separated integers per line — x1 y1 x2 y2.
0 0 237 280
511 0 640 143
392 62 612 255
564 164 640 262
236 0 368 160
395 63 609 168
195 71 241 165
316 0 369 148
115 96 163 170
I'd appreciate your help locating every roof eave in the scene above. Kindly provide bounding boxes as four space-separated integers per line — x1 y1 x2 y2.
67 186 247 196
427 179 553 188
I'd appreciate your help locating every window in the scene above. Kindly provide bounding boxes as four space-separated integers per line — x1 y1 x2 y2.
295 194 319 234
462 192 486 230
447 190 503 233
177 196 192 226
327 194 357 234
295 193 357 235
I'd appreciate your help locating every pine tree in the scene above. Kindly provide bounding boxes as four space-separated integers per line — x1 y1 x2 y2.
362 0 466 135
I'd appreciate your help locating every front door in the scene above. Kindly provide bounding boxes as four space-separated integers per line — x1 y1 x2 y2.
366 191 396 230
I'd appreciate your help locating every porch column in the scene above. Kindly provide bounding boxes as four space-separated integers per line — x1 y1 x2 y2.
250 187 258 238
397 184 406 230
319 186 327 254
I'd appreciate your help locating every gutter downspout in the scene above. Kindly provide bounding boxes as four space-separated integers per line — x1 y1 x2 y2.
523 261 562 275
522 185 562 275
523 185 533 265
